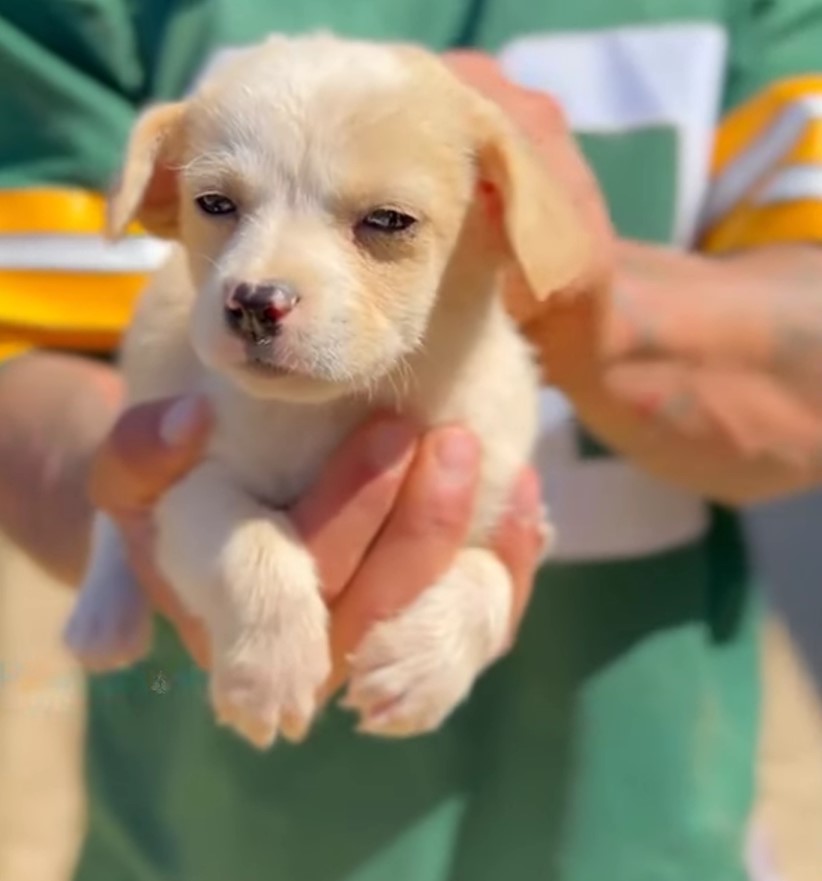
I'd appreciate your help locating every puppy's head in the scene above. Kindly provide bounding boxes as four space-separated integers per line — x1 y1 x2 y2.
110 34 589 401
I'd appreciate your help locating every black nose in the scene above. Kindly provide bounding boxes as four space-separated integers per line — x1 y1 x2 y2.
224 280 299 344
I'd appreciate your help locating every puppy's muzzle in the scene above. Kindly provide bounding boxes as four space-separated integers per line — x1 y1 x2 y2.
224 280 300 345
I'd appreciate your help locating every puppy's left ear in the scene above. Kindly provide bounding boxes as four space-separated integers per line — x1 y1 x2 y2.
475 103 592 301
107 102 186 241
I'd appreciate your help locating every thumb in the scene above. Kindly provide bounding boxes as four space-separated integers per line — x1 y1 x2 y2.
90 394 212 514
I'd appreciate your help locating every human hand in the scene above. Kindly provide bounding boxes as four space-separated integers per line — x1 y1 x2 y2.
542 238 822 500
600 241 822 469
89 396 547 700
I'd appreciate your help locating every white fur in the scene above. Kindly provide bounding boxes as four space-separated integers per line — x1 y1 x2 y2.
345 549 513 736
65 34 560 747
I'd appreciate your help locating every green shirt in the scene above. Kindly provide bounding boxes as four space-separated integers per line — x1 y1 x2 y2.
2 1 822 879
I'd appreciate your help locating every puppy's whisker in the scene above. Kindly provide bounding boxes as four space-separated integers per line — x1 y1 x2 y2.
193 252 221 272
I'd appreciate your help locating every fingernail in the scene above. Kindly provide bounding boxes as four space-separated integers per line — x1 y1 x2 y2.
510 475 555 563
434 428 479 486
510 471 542 519
159 395 208 447
366 419 416 472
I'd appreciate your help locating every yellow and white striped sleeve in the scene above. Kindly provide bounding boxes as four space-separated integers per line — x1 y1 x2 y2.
0 189 168 361
699 76 822 254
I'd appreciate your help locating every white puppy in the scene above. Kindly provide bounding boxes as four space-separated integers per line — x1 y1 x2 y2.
65 34 589 748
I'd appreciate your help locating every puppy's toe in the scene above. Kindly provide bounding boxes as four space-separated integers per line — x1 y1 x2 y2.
343 549 512 738
211 628 330 749
344 619 475 737
64 574 152 672
211 663 282 749
280 706 315 744
345 659 454 737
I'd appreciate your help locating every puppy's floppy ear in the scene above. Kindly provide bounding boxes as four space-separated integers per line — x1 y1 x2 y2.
107 102 186 241
475 103 591 301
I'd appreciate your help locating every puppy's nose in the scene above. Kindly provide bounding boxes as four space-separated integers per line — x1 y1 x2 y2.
224 280 299 343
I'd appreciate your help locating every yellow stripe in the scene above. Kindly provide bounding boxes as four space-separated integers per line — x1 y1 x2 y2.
0 188 143 236
712 76 822 176
784 119 822 165
700 201 822 253
705 79 822 249
0 189 150 359
0 269 145 329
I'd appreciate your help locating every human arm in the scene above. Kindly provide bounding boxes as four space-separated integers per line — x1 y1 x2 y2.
548 240 822 505
447 47 822 506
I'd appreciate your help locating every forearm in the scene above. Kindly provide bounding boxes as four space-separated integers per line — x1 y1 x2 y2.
573 381 822 506
572 241 822 504
0 352 122 583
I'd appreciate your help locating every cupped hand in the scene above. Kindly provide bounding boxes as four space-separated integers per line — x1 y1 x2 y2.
88 395 547 701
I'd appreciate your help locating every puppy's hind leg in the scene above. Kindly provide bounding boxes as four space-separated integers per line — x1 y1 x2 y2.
64 512 153 671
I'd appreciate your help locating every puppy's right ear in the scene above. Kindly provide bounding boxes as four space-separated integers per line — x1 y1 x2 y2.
107 102 186 241
471 98 592 304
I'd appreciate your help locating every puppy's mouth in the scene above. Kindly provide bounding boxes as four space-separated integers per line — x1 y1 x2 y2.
238 342 317 381
240 353 295 378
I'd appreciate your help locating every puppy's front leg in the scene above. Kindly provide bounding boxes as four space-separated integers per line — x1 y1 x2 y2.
154 461 329 748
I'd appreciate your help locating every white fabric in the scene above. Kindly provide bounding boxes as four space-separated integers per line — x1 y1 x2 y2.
0 234 171 273
498 23 728 246
756 162 822 206
535 390 708 561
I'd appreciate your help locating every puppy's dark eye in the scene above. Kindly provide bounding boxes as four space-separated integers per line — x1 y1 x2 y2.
195 193 238 217
360 208 416 233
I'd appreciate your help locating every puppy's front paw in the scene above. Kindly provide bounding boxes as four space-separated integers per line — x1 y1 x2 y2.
210 585 330 750
64 568 152 672
343 549 512 737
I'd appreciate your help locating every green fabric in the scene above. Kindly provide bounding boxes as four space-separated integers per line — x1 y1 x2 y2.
79 514 759 881
6 0 821 878
723 0 822 111
0 1 208 188
579 129 678 245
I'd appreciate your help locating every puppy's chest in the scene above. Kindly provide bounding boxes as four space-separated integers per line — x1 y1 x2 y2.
207 399 364 508
203 375 465 511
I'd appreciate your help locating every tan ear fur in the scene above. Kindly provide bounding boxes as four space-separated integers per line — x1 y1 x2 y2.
477 106 592 301
107 102 186 241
